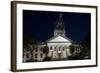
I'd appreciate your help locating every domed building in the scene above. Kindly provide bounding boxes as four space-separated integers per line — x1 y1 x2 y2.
46 13 73 60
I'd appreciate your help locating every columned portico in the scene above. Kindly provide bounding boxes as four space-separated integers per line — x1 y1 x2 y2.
47 39 72 60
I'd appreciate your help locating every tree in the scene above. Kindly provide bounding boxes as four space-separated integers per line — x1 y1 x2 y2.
23 35 38 49
23 35 38 62
43 46 51 61
81 32 91 59
43 46 49 56
69 45 75 55
69 44 82 60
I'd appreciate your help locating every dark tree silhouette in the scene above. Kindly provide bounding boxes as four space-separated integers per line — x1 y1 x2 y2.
43 46 49 56
69 44 75 54
23 35 38 62
68 44 77 60
23 35 38 46
43 46 51 61
80 32 91 59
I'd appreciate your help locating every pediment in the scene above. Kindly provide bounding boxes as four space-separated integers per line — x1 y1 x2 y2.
47 36 72 43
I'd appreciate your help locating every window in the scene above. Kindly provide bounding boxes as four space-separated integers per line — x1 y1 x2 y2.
55 47 56 51
63 47 65 51
35 48 38 52
40 48 42 51
35 54 37 58
50 47 52 50
58 32 61 35
59 47 61 51
26 54 29 58
58 53 61 58
40 54 43 58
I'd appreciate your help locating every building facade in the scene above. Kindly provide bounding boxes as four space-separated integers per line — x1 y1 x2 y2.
23 13 81 62
46 13 72 60
32 43 46 61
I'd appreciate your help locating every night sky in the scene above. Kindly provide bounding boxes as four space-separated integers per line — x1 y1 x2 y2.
23 10 91 43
